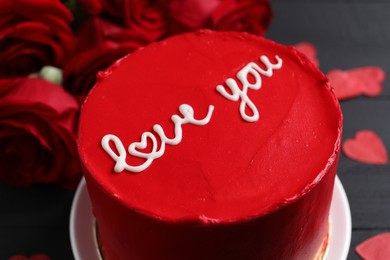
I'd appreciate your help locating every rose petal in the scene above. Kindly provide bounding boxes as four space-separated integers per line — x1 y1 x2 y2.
1 21 65 64
293 42 319 67
212 0 272 36
0 128 50 187
63 18 143 99
63 46 130 93
76 18 148 51
0 78 22 95
0 77 82 188
78 0 103 15
0 117 52 151
0 0 74 23
356 233 390 260
168 0 220 30
97 0 167 42
0 78 78 119
342 130 388 164
0 0 77 77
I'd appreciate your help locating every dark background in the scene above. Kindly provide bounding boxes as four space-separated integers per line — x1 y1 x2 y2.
1 1 389 259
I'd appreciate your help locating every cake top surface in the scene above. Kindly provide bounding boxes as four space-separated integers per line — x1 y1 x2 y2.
78 30 342 223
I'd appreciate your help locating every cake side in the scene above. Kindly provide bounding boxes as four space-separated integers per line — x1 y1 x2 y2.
84 157 338 259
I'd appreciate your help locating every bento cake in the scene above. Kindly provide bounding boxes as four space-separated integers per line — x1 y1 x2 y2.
78 30 342 260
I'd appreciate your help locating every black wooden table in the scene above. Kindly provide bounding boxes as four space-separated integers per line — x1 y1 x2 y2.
1 1 389 259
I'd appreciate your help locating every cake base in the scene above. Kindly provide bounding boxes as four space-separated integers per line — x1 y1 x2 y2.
94 219 331 260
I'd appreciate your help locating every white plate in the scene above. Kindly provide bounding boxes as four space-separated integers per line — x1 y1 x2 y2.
70 176 351 260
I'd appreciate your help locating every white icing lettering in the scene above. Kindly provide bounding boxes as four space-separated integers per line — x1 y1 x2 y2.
216 55 282 122
101 104 214 173
101 54 283 174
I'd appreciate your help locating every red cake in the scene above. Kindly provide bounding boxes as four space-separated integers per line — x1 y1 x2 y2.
78 30 342 259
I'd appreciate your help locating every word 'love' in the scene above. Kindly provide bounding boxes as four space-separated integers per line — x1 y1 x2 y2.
102 104 214 173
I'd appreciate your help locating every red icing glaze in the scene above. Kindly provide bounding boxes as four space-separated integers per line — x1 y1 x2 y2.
78 30 342 259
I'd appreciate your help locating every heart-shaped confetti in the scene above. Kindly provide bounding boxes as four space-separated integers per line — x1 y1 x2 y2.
342 130 388 164
327 69 364 100
356 233 390 260
349 67 385 96
293 42 319 67
327 67 385 100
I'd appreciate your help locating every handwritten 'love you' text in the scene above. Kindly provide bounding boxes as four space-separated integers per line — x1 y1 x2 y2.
101 104 214 173
101 54 283 173
216 55 282 122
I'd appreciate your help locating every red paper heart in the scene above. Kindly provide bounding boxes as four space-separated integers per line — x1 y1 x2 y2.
293 42 319 67
342 130 388 164
327 67 385 100
327 69 364 100
356 233 390 260
349 67 385 96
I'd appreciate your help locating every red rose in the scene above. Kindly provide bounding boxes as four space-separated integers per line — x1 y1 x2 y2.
0 77 82 188
212 0 272 36
78 0 168 42
0 0 77 78
63 18 144 102
168 0 222 34
167 0 272 36
77 0 102 15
